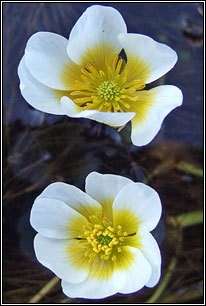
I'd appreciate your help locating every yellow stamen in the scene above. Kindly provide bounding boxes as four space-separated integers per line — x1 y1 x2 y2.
73 206 139 268
105 248 112 255
116 58 123 74
60 48 151 116
99 70 105 78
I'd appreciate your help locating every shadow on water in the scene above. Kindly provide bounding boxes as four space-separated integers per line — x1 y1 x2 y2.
3 2 203 304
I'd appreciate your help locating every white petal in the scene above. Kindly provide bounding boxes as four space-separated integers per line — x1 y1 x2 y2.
85 172 133 217
118 247 152 294
30 198 88 239
138 226 161 287
113 183 162 232
85 172 133 206
61 246 151 299
67 5 127 64
62 278 118 300
34 234 90 283
118 33 178 84
37 182 101 220
18 56 65 114
131 85 183 146
61 96 135 127
24 32 71 90
61 262 124 299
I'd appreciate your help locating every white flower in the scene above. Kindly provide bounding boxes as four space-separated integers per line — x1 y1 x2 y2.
30 172 162 299
18 5 183 146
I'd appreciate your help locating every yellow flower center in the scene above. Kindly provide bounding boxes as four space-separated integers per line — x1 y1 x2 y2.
68 55 146 113
97 80 121 101
78 214 129 263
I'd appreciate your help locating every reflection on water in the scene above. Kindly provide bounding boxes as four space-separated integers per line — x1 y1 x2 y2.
3 2 203 304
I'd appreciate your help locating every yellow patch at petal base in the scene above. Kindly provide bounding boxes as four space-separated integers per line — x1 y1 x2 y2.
114 246 135 271
89 246 135 280
113 208 141 235
66 215 89 238
66 239 91 271
80 42 119 71
130 89 157 124
65 203 102 222
125 53 151 85
123 233 142 249
66 240 136 280
98 198 114 222
60 60 83 91
90 257 114 280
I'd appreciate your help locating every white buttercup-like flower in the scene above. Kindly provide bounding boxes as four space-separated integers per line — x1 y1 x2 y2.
18 5 183 146
30 172 162 299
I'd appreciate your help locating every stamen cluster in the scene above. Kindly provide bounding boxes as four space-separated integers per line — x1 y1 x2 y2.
97 80 121 102
79 214 128 262
70 55 145 112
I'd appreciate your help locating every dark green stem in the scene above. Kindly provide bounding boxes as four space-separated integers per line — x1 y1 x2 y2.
145 210 203 303
146 257 177 303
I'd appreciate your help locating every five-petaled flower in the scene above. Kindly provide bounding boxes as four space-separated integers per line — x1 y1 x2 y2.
30 172 162 299
18 5 183 146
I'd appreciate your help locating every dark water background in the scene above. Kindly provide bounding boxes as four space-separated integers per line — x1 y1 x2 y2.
3 2 203 304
